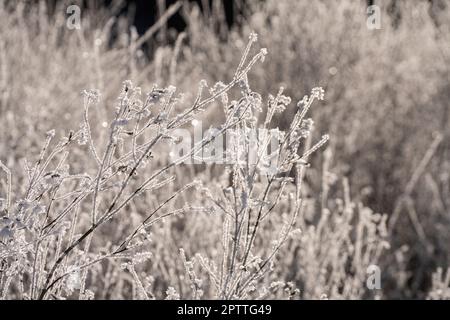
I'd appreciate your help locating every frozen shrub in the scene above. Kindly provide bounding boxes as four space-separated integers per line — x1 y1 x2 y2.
0 31 337 300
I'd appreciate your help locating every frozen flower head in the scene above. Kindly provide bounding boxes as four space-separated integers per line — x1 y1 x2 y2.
199 79 208 89
165 287 180 300
132 86 142 96
82 89 101 104
122 80 133 93
311 87 325 101
278 93 291 106
46 129 56 139
249 31 258 42
167 85 176 95
259 48 268 63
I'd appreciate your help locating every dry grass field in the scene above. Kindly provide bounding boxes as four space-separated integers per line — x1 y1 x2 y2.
0 0 449 299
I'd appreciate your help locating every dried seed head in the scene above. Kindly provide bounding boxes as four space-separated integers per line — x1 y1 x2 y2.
249 31 258 42
311 87 325 101
82 89 101 104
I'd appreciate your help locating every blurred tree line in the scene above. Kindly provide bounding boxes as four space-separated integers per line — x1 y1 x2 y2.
38 0 448 35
